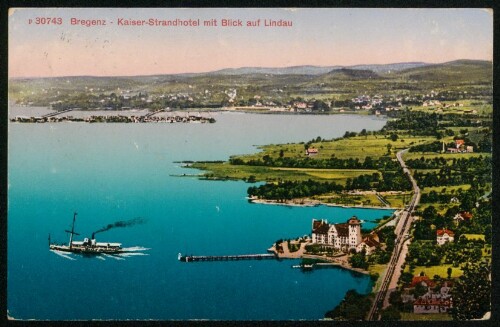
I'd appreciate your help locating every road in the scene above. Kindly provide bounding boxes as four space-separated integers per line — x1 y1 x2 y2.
367 148 421 320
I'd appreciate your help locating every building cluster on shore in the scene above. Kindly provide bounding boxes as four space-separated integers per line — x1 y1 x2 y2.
311 216 363 252
10 114 216 124
404 276 454 314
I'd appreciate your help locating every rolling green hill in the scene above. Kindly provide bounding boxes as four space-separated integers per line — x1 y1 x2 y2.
8 60 492 108
393 60 492 84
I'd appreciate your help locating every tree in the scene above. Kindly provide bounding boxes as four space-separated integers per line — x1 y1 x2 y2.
447 267 452 279
414 283 428 298
400 272 414 285
324 289 372 320
388 290 403 309
349 252 368 270
380 305 401 321
451 262 491 320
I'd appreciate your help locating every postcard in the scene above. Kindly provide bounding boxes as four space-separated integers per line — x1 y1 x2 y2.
7 7 492 321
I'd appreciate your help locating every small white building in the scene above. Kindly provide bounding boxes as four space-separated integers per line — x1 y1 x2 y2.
453 211 472 226
356 234 380 255
306 148 319 156
413 298 453 314
436 229 455 245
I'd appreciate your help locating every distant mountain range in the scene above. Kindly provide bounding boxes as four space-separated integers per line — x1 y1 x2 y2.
10 59 491 81
208 62 429 76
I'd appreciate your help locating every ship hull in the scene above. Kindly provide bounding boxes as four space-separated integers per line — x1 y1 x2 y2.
50 245 123 254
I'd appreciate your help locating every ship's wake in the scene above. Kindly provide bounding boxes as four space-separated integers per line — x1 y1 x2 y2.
102 253 125 260
116 252 149 257
121 246 150 252
50 250 77 260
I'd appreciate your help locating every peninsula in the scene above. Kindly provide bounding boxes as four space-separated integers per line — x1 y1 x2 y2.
182 99 492 321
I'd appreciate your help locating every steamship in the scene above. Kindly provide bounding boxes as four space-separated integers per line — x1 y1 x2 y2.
49 212 123 254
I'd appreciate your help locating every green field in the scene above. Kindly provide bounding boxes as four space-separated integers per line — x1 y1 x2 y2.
382 192 413 208
272 167 379 180
421 185 471 194
403 151 489 161
405 264 463 278
235 134 436 163
368 264 388 292
190 162 378 184
314 192 387 207
400 312 453 321
460 234 485 241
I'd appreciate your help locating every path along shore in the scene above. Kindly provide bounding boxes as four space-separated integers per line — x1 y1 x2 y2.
249 196 399 210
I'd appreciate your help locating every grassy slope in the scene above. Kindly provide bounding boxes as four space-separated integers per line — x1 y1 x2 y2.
235 134 435 163
191 162 379 184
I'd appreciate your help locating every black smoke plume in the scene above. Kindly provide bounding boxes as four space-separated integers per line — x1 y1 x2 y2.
92 217 147 237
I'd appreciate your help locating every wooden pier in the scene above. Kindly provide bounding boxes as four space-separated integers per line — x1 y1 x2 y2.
178 253 277 262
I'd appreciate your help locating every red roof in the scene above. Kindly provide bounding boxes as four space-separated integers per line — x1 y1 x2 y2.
312 219 329 234
361 236 380 247
437 229 455 236
455 139 465 146
313 223 330 235
307 148 318 154
312 219 324 230
459 211 473 220
348 216 361 225
410 276 435 288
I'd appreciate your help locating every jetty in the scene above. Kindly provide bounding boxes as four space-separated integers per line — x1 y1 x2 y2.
143 109 164 118
178 253 277 262
42 108 73 118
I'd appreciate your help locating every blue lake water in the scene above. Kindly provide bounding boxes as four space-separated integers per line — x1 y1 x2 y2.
8 110 393 320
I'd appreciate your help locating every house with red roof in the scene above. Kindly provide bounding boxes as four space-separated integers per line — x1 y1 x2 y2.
306 148 318 156
455 139 465 148
453 211 473 226
356 234 380 255
436 229 455 245
410 276 436 289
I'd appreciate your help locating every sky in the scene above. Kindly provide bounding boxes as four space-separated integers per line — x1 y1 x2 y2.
8 8 493 78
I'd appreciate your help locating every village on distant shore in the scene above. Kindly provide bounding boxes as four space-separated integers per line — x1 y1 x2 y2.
9 108 216 124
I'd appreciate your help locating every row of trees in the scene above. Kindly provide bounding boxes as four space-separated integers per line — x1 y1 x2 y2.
247 171 412 201
230 154 400 170
406 155 489 170
408 141 444 153
247 180 343 201
413 164 491 188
